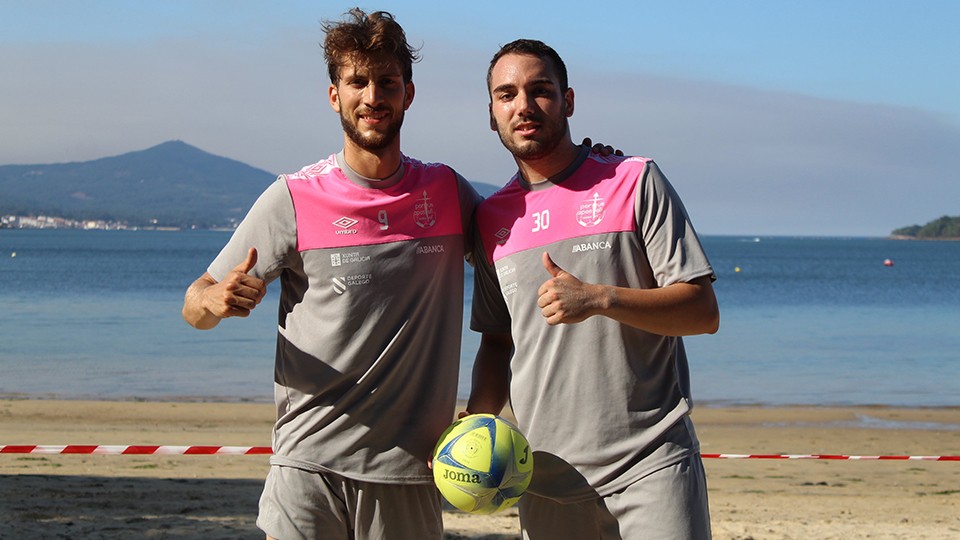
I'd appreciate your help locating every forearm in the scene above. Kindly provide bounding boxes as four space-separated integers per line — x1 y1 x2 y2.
465 333 513 415
591 276 719 336
181 276 222 330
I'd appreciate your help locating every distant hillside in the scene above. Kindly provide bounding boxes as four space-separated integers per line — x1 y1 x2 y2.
891 215 960 240
0 141 504 229
472 181 504 198
0 141 275 229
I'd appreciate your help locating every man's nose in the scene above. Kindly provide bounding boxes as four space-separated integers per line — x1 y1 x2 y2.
515 91 535 117
363 82 384 105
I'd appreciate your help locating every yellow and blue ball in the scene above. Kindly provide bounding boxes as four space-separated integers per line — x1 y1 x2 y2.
432 413 534 514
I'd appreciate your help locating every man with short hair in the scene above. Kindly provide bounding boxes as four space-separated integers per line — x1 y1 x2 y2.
182 9 480 539
467 39 720 539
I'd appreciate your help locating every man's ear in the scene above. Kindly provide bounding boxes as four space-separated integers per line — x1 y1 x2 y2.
403 81 415 110
563 87 575 118
329 83 341 113
489 103 497 131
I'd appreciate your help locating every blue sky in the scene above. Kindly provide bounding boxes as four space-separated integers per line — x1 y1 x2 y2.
2 1 958 235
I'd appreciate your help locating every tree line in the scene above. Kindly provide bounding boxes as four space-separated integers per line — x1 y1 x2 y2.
892 215 960 239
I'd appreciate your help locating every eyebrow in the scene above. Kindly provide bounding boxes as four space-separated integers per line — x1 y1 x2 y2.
492 77 556 95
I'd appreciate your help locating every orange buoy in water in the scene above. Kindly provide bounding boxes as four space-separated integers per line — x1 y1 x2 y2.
883 259 894 267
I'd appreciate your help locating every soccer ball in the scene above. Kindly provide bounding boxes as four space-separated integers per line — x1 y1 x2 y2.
432 413 533 514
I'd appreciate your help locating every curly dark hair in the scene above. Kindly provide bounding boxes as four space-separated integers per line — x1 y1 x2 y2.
322 8 420 84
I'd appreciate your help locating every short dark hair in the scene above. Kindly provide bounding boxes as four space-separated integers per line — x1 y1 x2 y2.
486 39 568 95
322 8 420 84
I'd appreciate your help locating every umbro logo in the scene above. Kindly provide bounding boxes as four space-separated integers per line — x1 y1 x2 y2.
494 227 511 245
333 216 359 235
333 217 358 229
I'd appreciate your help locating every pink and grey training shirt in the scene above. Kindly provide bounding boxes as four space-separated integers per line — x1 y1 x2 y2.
209 152 480 484
471 148 715 502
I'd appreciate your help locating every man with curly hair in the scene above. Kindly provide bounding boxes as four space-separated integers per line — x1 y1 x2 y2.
183 9 480 539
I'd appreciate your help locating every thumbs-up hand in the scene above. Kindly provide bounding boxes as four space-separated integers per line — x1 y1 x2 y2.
235 246 259 275
204 247 267 319
537 252 597 325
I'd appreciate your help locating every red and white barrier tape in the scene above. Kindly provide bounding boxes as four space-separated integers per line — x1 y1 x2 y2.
701 453 960 461
0 445 272 455
1 445 959 460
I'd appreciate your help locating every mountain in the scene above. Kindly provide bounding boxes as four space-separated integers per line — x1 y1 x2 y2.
0 141 505 229
471 181 503 198
891 215 960 240
0 141 275 229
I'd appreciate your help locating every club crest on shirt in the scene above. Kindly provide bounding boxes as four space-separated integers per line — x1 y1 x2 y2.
413 190 436 229
576 192 606 227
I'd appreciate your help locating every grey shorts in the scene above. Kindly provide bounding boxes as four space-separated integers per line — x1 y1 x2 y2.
519 453 711 540
256 465 443 540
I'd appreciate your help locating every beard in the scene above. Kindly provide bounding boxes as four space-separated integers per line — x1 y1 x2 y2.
495 113 570 161
340 107 405 151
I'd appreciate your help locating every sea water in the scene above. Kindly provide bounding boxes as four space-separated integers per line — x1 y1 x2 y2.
1 230 958 407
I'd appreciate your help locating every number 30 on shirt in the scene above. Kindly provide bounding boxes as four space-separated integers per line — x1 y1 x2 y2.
532 210 550 232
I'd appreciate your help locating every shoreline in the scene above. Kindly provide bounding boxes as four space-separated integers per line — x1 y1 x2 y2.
3 392 959 411
2 399 959 539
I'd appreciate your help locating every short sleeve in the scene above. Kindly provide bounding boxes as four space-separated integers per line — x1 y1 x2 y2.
469 224 512 334
635 162 715 287
452 170 483 267
207 177 298 284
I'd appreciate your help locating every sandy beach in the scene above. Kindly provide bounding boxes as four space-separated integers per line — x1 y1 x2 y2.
2 399 958 539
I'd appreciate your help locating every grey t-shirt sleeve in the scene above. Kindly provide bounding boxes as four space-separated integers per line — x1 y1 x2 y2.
453 170 483 267
469 223 512 335
635 161 715 287
207 177 298 284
